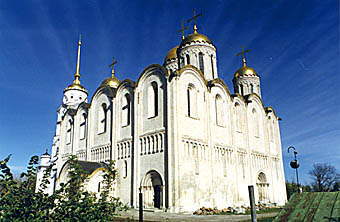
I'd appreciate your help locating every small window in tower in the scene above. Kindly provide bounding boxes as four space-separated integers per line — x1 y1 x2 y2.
250 84 254 94
186 54 190 65
79 97 82 100
71 96 73 99
199 52 204 73
210 55 214 78
98 182 101 192
124 160 128 178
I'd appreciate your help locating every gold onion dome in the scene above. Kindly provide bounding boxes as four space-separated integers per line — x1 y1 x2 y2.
64 81 88 93
165 46 178 62
101 75 120 88
180 26 212 47
234 58 258 78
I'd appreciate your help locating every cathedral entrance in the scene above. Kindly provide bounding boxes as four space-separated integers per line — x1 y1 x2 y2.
141 171 163 209
256 172 269 203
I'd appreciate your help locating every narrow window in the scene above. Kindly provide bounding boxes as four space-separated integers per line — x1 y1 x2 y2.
98 103 107 134
250 84 254 94
98 182 101 192
235 103 242 132
147 82 158 118
215 95 224 126
66 119 72 144
240 84 244 96
122 94 131 126
199 52 204 72
124 160 128 178
187 85 197 118
186 54 190 65
268 117 273 141
253 109 259 137
210 55 215 78
80 113 87 139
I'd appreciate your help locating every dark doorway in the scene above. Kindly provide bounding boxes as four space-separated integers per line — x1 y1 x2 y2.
153 185 161 208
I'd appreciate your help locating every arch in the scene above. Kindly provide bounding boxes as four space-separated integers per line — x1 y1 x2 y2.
147 81 158 118
257 172 269 203
198 52 204 73
140 170 164 209
187 84 198 118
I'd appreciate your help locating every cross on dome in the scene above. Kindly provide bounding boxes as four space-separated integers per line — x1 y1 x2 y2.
236 47 251 67
186 9 203 33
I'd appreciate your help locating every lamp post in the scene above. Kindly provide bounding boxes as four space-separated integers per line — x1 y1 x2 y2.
287 146 301 193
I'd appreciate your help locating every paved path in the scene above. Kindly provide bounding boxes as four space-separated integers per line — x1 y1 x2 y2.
117 209 277 221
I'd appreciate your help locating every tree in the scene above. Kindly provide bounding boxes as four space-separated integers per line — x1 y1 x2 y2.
0 155 126 221
309 163 339 192
286 181 312 199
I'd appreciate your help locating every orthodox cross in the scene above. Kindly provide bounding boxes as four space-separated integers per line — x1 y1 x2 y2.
236 47 251 66
187 9 203 26
109 57 117 75
178 21 188 39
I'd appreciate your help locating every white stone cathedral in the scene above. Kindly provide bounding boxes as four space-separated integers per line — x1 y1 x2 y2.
36 23 287 212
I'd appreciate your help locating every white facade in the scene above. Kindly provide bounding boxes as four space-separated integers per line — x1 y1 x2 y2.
36 27 287 212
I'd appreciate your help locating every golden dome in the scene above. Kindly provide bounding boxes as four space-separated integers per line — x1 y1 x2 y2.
165 46 178 62
64 82 88 93
101 76 120 88
234 66 258 78
180 32 212 47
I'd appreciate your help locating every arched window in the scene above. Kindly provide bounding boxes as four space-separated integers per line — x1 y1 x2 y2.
186 54 190 65
252 109 260 137
210 55 215 78
122 94 131 126
98 103 107 134
198 52 204 72
234 103 242 132
187 84 198 118
147 82 158 118
80 113 87 139
257 172 268 202
268 117 273 141
124 160 128 178
240 84 244 96
250 84 254 94
66 119 72 144
215 94 225 126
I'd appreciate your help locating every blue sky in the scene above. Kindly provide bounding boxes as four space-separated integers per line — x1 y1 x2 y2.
0 0 338 184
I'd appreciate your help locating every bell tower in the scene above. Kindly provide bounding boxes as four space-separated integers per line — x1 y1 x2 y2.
63 36 88 107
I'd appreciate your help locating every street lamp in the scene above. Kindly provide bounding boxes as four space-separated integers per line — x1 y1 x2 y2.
287 146 301 193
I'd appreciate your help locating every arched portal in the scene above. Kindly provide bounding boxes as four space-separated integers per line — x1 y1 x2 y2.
256 172 269 203
141 170 163 209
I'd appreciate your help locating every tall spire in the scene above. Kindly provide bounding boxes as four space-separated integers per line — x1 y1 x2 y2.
73 35 82 85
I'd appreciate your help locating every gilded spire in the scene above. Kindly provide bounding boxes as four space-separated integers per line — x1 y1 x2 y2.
73 35 82 85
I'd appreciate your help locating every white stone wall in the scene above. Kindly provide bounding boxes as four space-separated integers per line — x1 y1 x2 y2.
43 45 287 213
